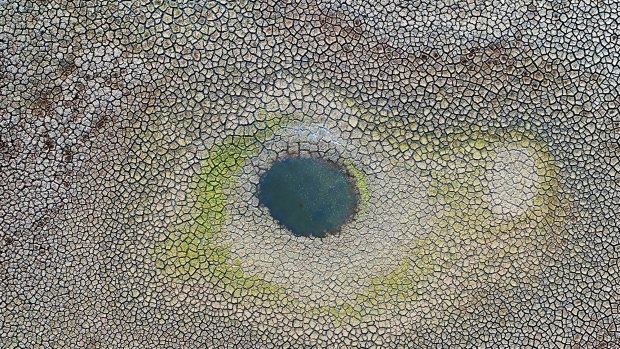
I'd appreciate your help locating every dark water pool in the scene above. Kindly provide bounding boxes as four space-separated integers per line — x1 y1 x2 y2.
258 157 359 238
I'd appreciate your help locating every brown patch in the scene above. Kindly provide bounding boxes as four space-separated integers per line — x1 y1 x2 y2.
0 137 8 155
43 132 55 151
75 81 86 92
30 98 54 118
104 70 127 90
62 146 73 163
612 120 620 134
93 115 110 132
0 134 20 162
58 59 77 78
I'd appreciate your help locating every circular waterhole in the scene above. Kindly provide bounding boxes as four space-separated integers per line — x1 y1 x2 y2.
258 157 359 238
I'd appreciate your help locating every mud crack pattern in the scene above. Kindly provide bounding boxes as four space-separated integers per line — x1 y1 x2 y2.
1 0 619 348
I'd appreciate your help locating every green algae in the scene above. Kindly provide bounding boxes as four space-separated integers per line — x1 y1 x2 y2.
344 160 370 216
154 118 567 325
409 125 568 254
153 112 298 302
148 87 569 327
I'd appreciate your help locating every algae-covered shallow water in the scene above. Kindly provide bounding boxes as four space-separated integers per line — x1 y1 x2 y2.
258 157 358 238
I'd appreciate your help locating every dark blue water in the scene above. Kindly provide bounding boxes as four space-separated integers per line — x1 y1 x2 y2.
258 157 359 238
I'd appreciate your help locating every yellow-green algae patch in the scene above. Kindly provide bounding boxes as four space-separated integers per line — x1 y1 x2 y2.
153 120 569 328
149 110 433 323
357 237 452 305
334 125 571 314
344 160 370 215
145 79 570 330
414 126 564 235
153 113 298 304
148 114 570 332
411 125 570 287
